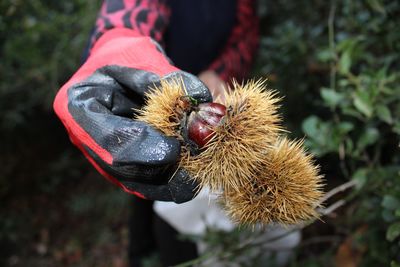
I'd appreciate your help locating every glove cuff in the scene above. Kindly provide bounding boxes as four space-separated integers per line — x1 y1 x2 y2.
88 28 179 77
91 28 142 54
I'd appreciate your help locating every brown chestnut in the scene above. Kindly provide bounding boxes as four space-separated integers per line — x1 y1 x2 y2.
187 103 227 148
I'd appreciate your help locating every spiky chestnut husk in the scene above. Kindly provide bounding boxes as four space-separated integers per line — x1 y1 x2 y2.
138 78 283 192
135 79 189 139
136 78 323 225
182 80 283 193
222 137 324 225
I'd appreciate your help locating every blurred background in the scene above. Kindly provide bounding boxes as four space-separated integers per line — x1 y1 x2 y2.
1 0 399 266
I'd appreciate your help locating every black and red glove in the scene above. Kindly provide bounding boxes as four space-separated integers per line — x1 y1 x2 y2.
53 28 212 203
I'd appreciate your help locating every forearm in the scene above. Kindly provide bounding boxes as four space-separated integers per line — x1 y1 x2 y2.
208 0 259 82
88 0 170 52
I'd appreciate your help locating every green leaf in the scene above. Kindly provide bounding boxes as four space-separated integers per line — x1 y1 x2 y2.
352 168 368 189
382 209 396 222
302 116 337 156
353 91 373 117
320 88 345 108
367 0 386 15
339 50 351 74
382 195 400 210
395 209 400 217
387 222 400 242
391 261 400 267
376 105 393 124
338 122 354 134
345 138 357 157
357 127 379 150
317 48 335 62
337 38 358 52
302 116 320 139
393 123 400 135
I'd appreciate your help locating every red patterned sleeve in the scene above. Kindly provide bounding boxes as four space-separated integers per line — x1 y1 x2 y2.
208 0 259 82
89 0 170 52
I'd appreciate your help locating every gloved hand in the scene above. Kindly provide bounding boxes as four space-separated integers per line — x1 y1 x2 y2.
53 28 212 203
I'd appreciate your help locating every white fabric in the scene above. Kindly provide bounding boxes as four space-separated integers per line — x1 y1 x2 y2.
154 187 234 235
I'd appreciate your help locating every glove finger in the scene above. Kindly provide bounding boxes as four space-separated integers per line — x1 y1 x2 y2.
74 67 143 116
120 168 199 203
100 65 161 99
164 71 212 103
121 180 174 202
84 141 176 183
168 168 200 204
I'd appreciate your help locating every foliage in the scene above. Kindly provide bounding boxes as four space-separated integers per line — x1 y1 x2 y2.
0 0 98 131
0 1 117 266
254 0 400 266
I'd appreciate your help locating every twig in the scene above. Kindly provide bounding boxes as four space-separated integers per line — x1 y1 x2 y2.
319 180 357 204
318 199 346 215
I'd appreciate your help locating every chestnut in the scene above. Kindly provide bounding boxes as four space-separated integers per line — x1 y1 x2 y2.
187 103 227 148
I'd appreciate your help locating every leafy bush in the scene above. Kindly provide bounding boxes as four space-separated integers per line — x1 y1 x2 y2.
255 0 400 266
0 1 106 266
0 0 98 131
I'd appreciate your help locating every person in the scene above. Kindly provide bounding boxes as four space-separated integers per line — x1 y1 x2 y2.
53 0 259 266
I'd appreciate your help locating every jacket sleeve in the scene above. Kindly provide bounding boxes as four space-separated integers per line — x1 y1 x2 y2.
88 0 171 52
207 0 259 82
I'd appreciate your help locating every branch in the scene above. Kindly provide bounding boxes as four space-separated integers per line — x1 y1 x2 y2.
319 179 357 204
318 199 346 216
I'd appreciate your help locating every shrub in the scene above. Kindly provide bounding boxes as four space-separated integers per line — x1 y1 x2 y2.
255 0 400 265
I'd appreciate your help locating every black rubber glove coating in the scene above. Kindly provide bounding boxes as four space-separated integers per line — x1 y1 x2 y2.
67 65 211 203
